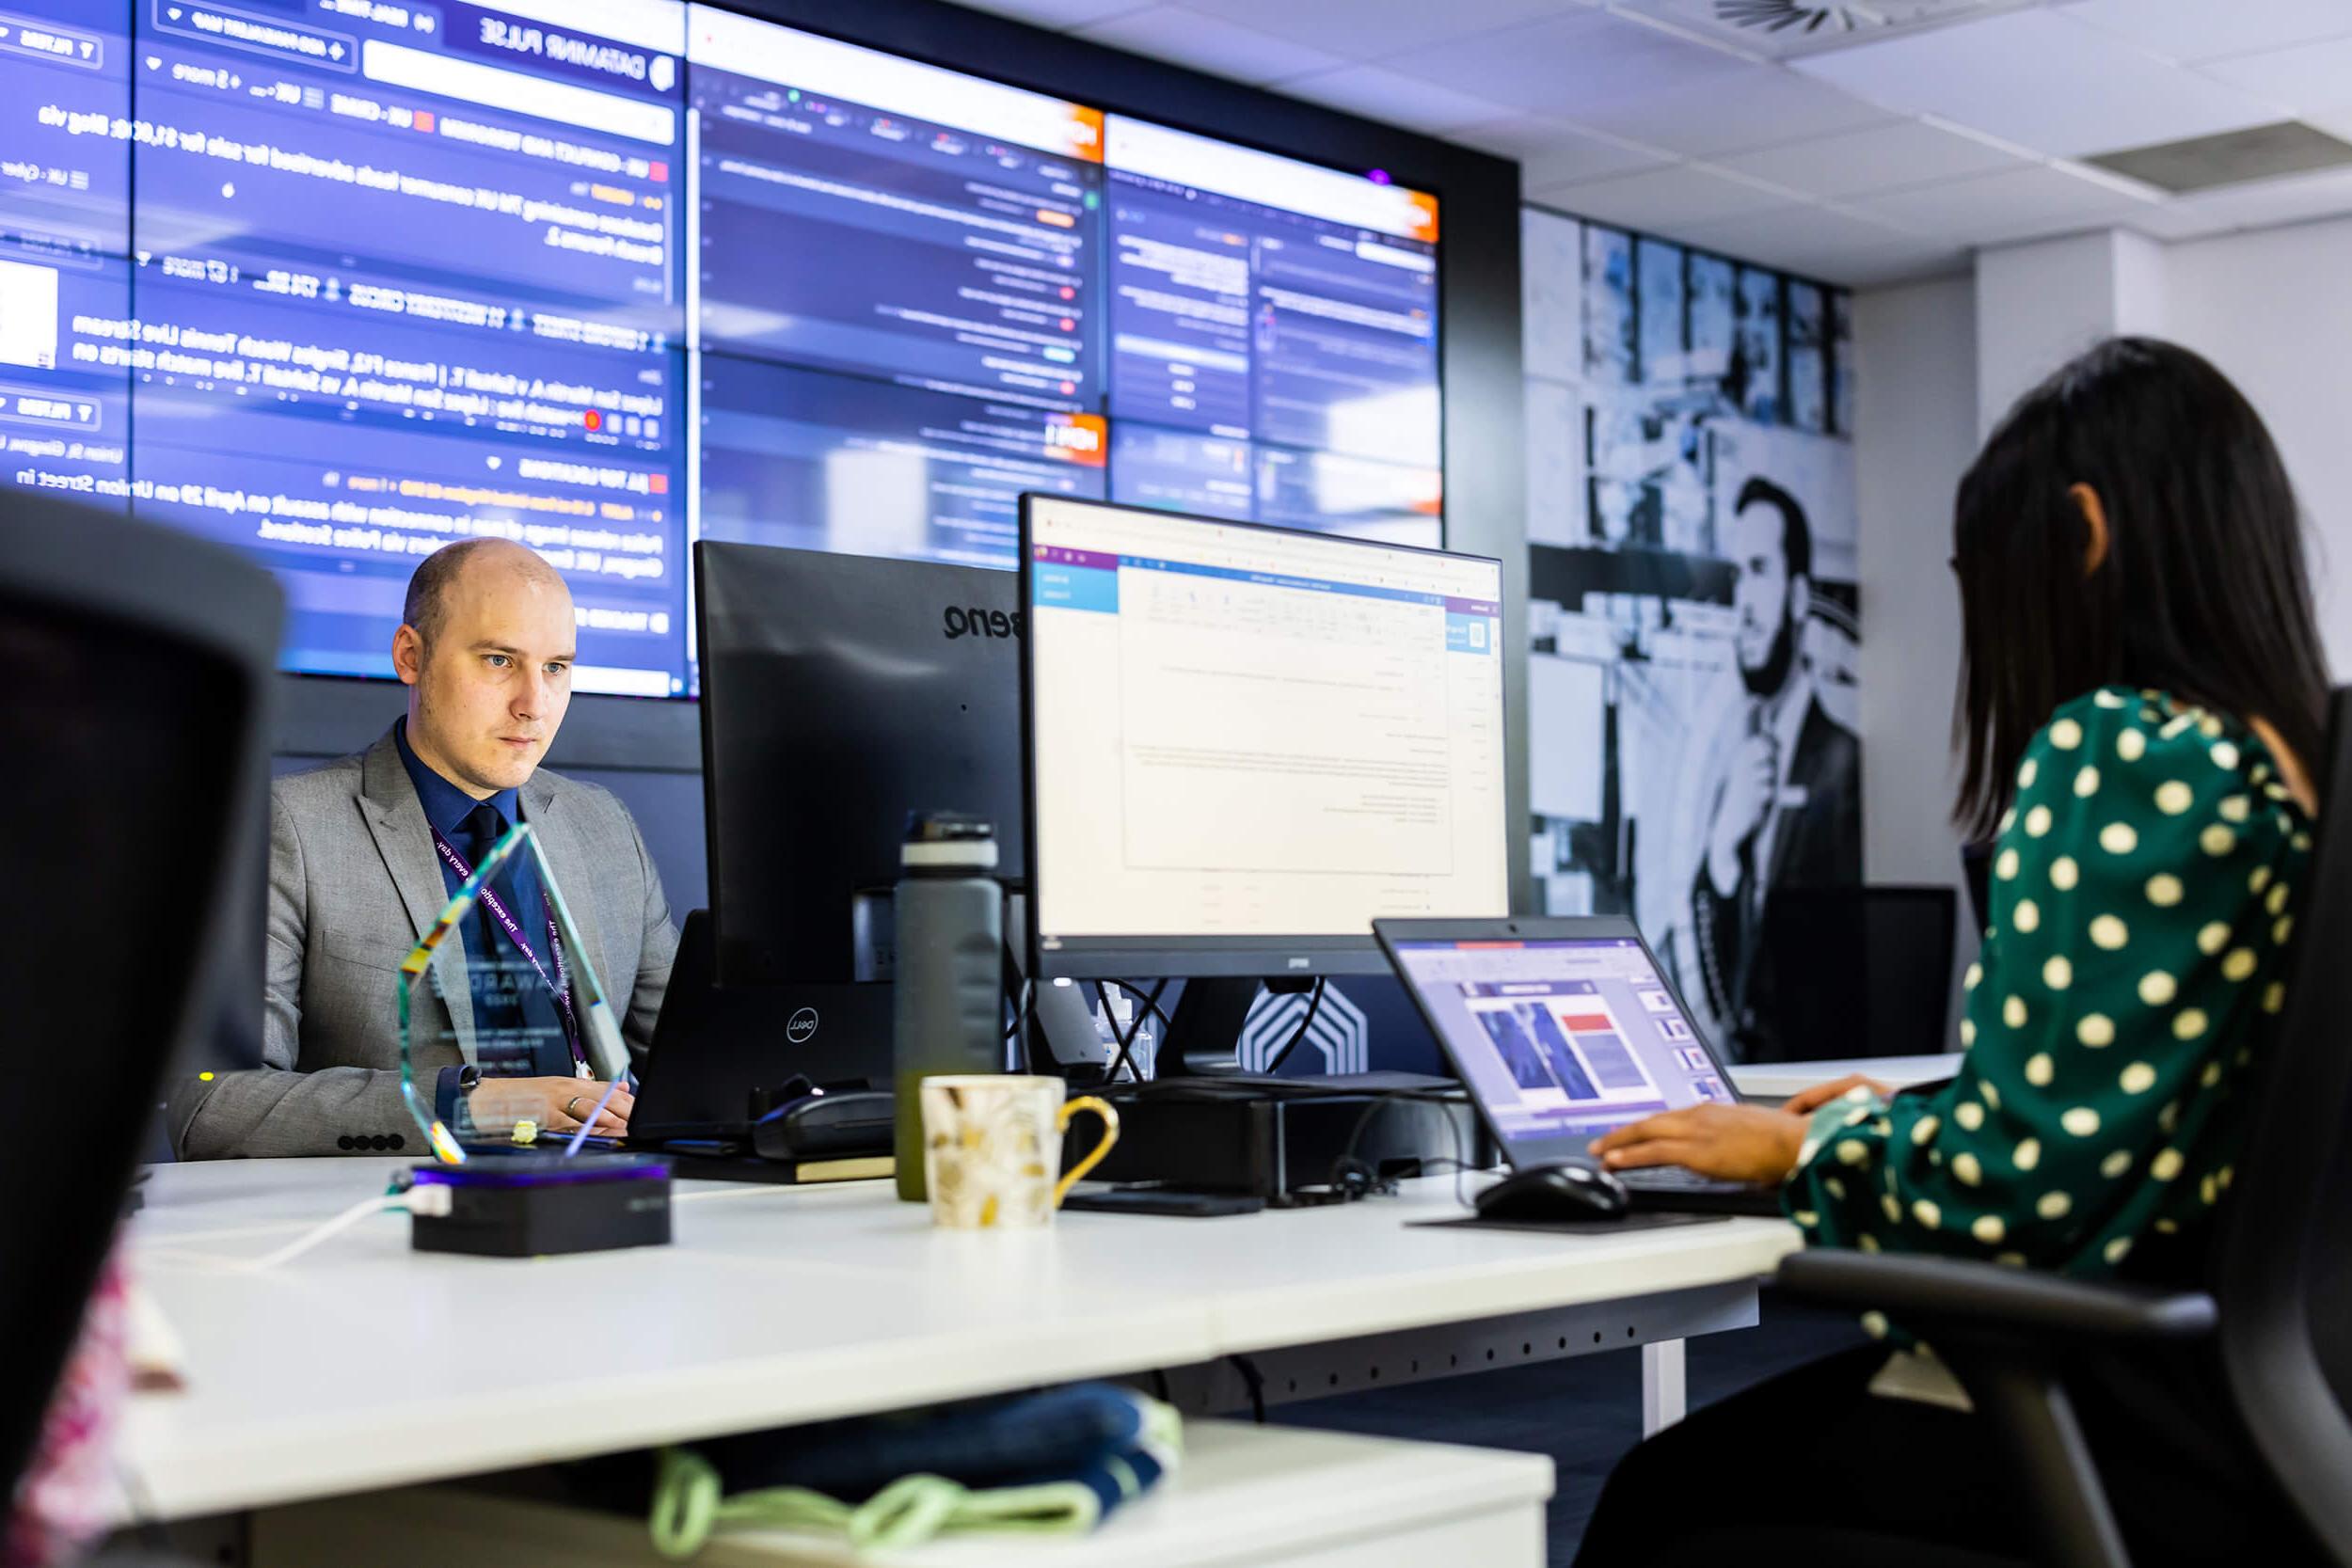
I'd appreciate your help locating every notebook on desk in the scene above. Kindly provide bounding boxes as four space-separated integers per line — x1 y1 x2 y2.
1374 916 1787 1219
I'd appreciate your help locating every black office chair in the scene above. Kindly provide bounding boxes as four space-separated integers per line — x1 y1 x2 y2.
1760 884 1959 1059
0 497 280 1503
1777 687 2352 1568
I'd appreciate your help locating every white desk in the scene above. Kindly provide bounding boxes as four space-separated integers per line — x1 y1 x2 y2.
1727 1053 1960 1103
119 1160 1799 1523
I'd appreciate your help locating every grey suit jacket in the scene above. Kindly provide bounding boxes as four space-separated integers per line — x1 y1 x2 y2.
175 729 679 1158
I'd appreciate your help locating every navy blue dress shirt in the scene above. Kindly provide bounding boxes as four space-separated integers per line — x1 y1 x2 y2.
395 721 580 1088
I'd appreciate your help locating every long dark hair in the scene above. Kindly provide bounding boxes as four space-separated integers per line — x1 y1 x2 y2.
1954 337 2328 837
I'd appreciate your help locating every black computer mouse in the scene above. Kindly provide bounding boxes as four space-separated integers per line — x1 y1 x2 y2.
1473 1160 1630 1222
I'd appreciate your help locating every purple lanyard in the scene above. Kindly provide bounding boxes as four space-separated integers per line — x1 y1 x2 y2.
429 822 585 1069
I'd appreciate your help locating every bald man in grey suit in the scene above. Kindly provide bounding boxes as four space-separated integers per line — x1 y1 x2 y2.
174 540 678 1159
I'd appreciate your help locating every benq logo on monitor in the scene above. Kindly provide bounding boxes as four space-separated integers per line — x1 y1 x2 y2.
943 607 1024 641
786 1008 819 1044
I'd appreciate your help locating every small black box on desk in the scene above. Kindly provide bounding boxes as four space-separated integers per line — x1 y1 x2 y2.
1072 1074 1487 1198
408 1154 673 1258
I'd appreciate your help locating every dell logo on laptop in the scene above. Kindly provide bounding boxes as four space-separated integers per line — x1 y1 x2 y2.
786 1007 819 1044
943 606 1024 641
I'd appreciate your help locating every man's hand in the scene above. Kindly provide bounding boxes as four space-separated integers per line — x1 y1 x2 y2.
1782 1073 1893 1117
468 1076 633 1137
1706 731 1780 894
1589 1104 1805 1186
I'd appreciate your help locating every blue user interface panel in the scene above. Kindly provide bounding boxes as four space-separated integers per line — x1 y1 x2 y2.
1389 937 1734 1150
1104 116 1439 546
685 7 1106 573
0 4 134 506
0 3 1442 690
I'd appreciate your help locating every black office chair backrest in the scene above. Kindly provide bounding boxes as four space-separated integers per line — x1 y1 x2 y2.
1761 885 1959 1059
2214 685 2352 1557
0 498 279 1497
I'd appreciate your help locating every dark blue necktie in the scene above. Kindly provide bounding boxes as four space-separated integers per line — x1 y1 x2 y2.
458 802 574 1077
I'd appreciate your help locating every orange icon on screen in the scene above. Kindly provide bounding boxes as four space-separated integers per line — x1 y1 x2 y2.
584 410 602 432
1045 414 1107 467
414 110 435 133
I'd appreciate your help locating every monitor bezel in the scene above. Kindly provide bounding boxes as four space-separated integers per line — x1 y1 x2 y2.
1018 491 1507 983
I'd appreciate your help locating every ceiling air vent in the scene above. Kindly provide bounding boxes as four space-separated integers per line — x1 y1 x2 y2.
1613 0 2030 59
2084 121 2352 196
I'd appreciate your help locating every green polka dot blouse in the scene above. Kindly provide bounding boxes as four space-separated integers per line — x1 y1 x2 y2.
1782 687 2311 1283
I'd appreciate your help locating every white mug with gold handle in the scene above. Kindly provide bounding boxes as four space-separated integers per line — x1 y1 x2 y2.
920 1075 1121 1229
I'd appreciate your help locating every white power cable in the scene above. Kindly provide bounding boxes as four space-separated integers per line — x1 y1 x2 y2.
239 1192 405 1271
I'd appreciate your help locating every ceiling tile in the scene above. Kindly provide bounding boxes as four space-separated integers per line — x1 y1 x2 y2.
1795 8 2279 157
1835 242 1975 288
1071 6 1351 85
1713 117 2033 198
1674 198 1925 255
2117 202 2226 242
2058 0 2352 66
946 0 1152 27
2143 163 2352 233
1565 64 1895 158
2200 34 2352 118
1404 8 1749 119
1274 64 1512 133
1848 161 2158 244
1450 114 1676 182
1529 161 1798 231
1668 199 1937 280
1520 126 1679 186
1173 0 1583 64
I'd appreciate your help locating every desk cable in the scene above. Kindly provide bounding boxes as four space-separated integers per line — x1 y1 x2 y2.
140 1184 415 1272
1316 1088 1483 1210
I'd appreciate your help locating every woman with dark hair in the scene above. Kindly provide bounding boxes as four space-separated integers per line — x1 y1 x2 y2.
1569 338 2328 1565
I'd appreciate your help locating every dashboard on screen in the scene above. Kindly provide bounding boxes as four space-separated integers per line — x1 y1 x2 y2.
0 0 1442 692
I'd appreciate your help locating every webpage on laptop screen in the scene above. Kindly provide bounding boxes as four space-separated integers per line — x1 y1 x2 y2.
1391 938 1734 1143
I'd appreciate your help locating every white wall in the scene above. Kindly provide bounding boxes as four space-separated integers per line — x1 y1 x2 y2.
1854 274 1979 1037
2162 215 2352 676
1972 230 2168 436
1855 274 1975 893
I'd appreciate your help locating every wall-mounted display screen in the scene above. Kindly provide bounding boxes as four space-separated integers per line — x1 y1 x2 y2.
1103 115 1440 545
0 0 1441 693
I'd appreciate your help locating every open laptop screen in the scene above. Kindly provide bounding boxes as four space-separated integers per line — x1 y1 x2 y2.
1387 935 1737 1161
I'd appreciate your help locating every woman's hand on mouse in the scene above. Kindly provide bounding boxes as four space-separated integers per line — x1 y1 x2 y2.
1589 1105 1807 1186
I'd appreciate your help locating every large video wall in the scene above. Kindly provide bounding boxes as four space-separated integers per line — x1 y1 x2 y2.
0 0 1441 694
1522 205 1861 1065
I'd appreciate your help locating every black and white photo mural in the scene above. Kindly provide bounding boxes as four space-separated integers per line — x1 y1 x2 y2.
1523 207 1863 1065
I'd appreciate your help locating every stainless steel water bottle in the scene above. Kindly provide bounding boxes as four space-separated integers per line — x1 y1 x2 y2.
892 813 1005 1200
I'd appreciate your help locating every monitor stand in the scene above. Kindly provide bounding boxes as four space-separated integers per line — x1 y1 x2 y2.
1162 976 1316 1077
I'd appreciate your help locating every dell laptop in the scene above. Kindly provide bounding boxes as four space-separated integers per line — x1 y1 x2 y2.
1375 916 1786 1218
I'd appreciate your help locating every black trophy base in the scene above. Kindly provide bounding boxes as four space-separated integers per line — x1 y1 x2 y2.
408 1154 673 1258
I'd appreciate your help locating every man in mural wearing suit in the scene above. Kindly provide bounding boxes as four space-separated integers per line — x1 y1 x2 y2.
1687 477 1861 1061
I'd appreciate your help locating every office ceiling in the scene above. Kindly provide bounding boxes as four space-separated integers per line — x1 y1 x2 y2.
950 0 2352 286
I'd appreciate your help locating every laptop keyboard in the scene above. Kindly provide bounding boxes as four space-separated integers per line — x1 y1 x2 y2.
1620 1167 1723 1191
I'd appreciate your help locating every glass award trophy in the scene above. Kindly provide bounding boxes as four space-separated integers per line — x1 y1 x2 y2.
396 819 632 1164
